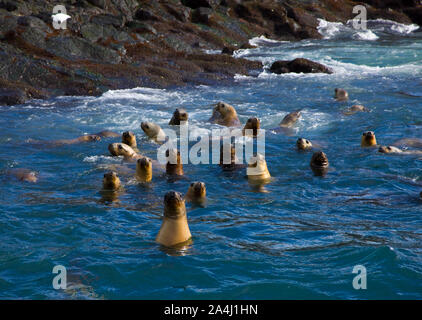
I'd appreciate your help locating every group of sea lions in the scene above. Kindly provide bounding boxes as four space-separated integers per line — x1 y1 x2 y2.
6 88 422 248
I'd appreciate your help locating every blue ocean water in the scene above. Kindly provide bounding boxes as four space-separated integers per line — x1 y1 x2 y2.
0 20 421 299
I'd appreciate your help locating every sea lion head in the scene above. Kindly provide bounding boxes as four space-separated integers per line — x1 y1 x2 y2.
103 171 121 190
79 134 101 142
247 153 271 181
141 121 164 140
108 143 135 157
378 145 402 154
243 117 260 137
361 131 377 147
165 148 183 175
310 151 329 176
335 88 349 101
297 138 313 150
122 131 137 148
187 181 206 200
280 110 301 127
169 108 188 125
96 130 120 138
24 171 38 183
163 191 186 219
210 102 239 126
136 156 152 182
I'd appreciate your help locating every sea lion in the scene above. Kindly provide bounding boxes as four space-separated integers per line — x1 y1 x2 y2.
393 138 422 149
185 181 206 205
102 171 121 190
247 154 271 183
122 131 138 150
156 191 192 248
141 121 166 142
219 143 245 171
280 110 301 128
378 145 422 155
335 88 349 101
343 105 368 115
169 108 189 125
166 149 183 176
297 138 313 151
136 156 152 182
7 168 38 183
209 102 241 127
310 151 329 176
242 117 260 137
95 130 120 138
28 134 101 146
361 131 377 147
108 143 141 161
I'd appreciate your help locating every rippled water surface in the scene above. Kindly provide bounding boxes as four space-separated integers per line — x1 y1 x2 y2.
1 21 422 299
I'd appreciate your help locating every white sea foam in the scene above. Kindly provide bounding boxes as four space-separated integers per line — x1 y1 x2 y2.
249 35 287 47
318 18 420 40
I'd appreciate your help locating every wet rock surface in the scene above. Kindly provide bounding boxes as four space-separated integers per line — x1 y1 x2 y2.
270 58 333 74
0 0 420 105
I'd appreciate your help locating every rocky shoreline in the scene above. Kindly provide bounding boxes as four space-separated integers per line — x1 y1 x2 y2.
0 0 421 106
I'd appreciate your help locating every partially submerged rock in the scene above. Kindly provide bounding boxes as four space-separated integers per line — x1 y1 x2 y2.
270 58 333 74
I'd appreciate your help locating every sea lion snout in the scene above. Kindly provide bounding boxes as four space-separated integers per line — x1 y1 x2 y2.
297 138 312 150
103 171 121 190
311 151 329 167
191 182 206 196
137 156 151 167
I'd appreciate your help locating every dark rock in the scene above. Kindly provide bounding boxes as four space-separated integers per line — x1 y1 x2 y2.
163 4 191 22
0 88 26 105
81 23 117 42
126 21 157 35
274 18 301 36
46 36 121 63
404 7 422 26
221 46 235 55
90 14 123 27
134 9 159 21
17 16 49 32
234 4 252 19
192 7 213 24
182 0 215 9
0 1 17 12
270 58 333 74
240 43 257 49
86 0 107 9
0 15 17 38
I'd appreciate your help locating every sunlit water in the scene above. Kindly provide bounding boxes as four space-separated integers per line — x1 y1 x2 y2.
0 20 421 299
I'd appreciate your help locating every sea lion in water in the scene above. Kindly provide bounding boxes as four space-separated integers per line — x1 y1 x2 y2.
310 151 329 176
378 145 422 155
393 138 422 149
108 143 141 161
185 182 206 205
28 134 101 146
343 105 368 116
209 102 241 127
122 131 139 152
361 131 377 147
247 154 271 183
156 191 192 247
219 143 245 171
297 138 313 151
95 130 120 138
166 149 183 176
7 168 38 183
169 108 189 125
335 88 349 101
242 117 260 137
102 171 121 190
136 156 152 182
280 111 301 128
141 121 166 142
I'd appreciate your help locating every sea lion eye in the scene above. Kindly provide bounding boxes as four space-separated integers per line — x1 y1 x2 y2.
191 183 194 187
387 147 391 150
118 145 123 150
306 140 310 144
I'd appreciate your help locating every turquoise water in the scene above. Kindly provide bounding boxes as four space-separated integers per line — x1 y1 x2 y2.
1 21 422 299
